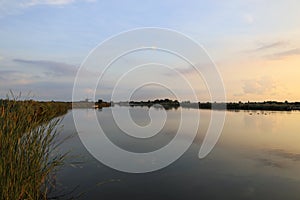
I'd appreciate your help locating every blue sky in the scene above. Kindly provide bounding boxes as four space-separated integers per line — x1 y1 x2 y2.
0 0 300 101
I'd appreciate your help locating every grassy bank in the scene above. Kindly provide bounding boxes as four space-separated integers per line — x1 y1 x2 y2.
0 99 71 200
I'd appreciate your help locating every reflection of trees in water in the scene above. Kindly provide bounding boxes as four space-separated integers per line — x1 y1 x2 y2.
129 99 180 110
243 111 279 133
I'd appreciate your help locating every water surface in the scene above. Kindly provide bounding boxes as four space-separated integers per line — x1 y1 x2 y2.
54 107 300 200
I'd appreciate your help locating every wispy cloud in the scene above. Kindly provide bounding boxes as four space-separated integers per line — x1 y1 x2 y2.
1 80 75 100
266 48 300 60
246 41 300 60
0 67 78 100
1 58 101 100
24 0 97 7
13 58 77 77
25 0 75 6
0 70 40 85
254 41 287 52
0 0 96 17
176 66 199 75
163 63 211 76
168 66 195 76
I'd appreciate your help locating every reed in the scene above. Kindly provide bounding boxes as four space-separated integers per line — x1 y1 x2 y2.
0 98 70 199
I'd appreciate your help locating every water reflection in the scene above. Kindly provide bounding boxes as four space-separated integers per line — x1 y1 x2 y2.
54 108 300 200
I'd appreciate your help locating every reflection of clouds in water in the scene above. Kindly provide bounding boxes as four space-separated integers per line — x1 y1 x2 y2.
255 158 286 169
251 148 300 169
266 149 300 161
243 112 278 133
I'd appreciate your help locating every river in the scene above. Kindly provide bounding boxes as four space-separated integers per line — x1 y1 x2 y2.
52 107 300 200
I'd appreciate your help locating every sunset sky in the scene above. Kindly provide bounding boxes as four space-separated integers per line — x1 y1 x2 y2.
0 0 299 101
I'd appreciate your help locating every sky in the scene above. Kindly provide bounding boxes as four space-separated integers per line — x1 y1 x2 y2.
0 0 299 102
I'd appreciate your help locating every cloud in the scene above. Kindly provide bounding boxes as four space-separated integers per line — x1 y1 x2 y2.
173 66 195 75
163 63 211 77
0 0 96 17
254 41 287 52
238 76 290 99
0 70 36 80
25 0 75 6
162 67 191 77
13 58 77 77
0 70 21 80
24 0 97 6
1 58 103 100
266 48 300 60
6 81 75 100
242 76 277 95
0 70 76 100
245 40 299 60
242 41 290 58
0 70 40 86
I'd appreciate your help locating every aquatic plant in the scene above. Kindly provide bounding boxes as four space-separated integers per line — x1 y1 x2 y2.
0 98 70 199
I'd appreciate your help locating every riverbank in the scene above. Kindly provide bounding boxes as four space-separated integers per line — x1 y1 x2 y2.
0 99 71 200
116 99 300 111
181 101 300 111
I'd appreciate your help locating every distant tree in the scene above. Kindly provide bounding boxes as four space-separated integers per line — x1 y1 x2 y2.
98 99 103 104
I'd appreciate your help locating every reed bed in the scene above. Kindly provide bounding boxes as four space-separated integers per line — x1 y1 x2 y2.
0 98 71 200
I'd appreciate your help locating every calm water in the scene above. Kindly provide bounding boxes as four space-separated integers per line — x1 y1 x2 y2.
53 107 300 200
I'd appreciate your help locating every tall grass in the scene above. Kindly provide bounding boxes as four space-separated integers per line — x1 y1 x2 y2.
0 98 70 199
